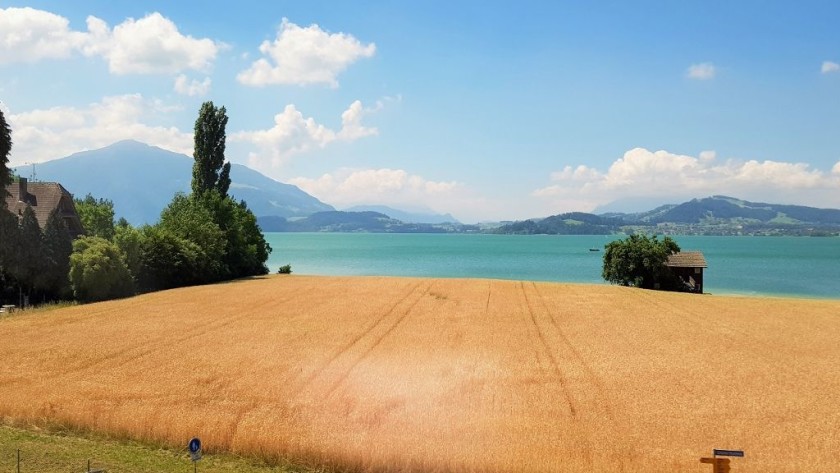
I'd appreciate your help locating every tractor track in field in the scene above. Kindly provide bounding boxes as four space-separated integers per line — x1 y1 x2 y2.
530 282 616 420
519 281 577 418
291 281 430 398
530 282 627 472
59 290 298 376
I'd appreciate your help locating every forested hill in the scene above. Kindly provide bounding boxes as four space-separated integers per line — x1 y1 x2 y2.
622 195 840 225
258 211 473 233
491 212 623 235
493 196 840 236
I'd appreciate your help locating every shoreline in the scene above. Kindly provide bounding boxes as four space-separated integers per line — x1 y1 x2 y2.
275 273 840 302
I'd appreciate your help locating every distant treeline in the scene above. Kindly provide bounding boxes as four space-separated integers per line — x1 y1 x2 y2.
258 211 480 233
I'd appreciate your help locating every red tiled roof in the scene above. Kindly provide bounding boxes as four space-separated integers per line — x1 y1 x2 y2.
666 251 707 268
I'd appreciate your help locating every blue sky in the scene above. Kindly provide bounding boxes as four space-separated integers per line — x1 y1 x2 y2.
2 1 839 222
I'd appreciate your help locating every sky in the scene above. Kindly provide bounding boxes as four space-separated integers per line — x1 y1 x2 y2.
2 1 840 222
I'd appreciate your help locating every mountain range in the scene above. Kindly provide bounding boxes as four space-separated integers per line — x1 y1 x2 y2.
16 140 460 226
495 196 840 236
12 140 840 236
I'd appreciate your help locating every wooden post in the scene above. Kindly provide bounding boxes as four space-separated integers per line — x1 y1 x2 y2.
700 457 730 473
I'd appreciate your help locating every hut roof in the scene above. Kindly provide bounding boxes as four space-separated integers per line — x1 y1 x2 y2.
666 251 707 268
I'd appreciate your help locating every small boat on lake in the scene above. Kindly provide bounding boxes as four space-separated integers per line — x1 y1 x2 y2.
589 248 600 252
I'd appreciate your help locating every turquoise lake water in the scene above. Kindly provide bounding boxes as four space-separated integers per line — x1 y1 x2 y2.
263 233 840 299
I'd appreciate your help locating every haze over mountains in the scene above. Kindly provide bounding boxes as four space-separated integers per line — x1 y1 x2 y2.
13 140 840 236
17 141 464 226
17 140 333 225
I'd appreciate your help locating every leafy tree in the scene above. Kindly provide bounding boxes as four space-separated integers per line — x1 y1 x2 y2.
114 220 144 282
75 194 115 240
0 108 11 203
192 101 231 197
41 208 73 298
198 190 271 278
69 236 135 302
602 233 681 290
136 226 204 292
159 192 226 281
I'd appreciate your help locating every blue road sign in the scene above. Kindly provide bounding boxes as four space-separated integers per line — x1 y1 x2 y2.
714 449 744 457
189 438 201 454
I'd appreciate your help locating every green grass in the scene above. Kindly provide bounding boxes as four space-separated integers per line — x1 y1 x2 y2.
0 424 328 473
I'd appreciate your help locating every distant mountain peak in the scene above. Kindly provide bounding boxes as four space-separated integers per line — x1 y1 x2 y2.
18 140 333 225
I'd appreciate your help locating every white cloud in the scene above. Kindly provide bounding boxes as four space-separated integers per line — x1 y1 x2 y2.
821 61 840 74
290 168 462 211
686 62 716 80
231 100 380 172
338 99 381 140
0 7 219 74
94 13 219 74
7 95 192 164
533 148 840 212
174 75 212 96
237 18 375 87
0 7 91 63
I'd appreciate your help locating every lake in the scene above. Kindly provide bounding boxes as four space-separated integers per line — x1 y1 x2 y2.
263 233 840 299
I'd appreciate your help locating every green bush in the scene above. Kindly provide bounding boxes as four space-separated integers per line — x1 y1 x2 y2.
602 233 682 290
69 237 135 302
277 264 292 274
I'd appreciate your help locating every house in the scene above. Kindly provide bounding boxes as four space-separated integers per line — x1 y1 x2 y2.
4 178 85 238
666 251 707 293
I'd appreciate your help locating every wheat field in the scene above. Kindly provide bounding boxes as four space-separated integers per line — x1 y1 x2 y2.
0 275 838 472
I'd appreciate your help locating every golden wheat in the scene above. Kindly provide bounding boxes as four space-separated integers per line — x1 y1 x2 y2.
0 276 838 472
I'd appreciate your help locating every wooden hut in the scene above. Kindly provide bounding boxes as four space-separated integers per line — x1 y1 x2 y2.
666 251 707 293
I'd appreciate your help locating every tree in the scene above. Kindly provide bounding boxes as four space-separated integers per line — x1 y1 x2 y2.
192 101 231 197
75 194 115 240
41 208 73 298
136 226 204 292
602 233 682 290
198 190 271 278
0 208 20 299
159 192 225 281
10 206 45 302
113 220 144 283
0 108 11 203
69 237 135 302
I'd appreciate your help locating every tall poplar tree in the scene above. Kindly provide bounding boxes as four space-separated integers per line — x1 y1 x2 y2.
192 101 231 197
0 108 12 203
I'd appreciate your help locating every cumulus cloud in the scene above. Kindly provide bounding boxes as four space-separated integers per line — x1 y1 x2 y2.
0 7 90 63
174 75 212 96
686 62 716 80
231 100 380 171
533 148 840 212
237 18 375 87
7 95 192 164
821 61 840 74
92 13 219 74
0 7 219 74
290 168 462 210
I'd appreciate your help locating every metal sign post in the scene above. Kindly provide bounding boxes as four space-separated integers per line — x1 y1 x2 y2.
188 437 202 472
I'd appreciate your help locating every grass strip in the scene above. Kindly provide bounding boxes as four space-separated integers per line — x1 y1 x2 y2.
0 424 328 473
